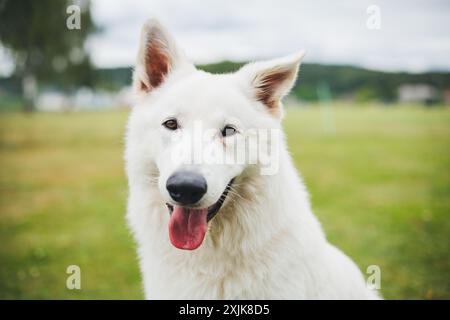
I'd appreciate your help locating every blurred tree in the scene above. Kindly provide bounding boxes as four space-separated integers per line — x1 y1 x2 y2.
0 0 97 111
355 86 381 103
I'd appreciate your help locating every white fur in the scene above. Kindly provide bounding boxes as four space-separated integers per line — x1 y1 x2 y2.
125 18 380 299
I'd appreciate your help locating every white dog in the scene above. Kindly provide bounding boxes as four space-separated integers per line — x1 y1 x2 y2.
125 18 379 299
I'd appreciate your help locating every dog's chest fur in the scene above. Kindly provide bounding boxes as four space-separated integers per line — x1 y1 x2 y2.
127 151 379 299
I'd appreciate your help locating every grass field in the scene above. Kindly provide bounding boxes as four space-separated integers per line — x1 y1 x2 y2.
0 105 449 299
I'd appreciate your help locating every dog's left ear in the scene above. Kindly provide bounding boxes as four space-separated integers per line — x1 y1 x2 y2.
237 51 305 118
133 18 194 95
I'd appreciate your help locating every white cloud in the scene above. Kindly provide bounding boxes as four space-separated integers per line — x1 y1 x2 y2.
40 0 450 72
3 0 446 76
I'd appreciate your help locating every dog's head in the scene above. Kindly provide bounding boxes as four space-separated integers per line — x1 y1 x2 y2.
127 18 304 250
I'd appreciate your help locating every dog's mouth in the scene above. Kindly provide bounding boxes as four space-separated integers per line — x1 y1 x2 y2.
166 179 234 250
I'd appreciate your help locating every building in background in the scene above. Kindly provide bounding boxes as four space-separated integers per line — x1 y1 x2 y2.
398 84 439 105
36 87 133 112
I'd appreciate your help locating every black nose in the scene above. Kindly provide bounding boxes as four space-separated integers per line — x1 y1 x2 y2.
166 171 207 205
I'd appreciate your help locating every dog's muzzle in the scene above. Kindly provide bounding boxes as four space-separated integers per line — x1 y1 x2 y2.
166 178 234 250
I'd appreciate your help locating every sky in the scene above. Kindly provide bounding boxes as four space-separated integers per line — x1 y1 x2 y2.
1 0 449 76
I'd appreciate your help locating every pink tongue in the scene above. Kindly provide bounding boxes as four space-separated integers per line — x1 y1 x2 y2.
168 206 208 250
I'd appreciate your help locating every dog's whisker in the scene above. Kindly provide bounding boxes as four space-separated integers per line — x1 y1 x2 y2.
225 189 246 202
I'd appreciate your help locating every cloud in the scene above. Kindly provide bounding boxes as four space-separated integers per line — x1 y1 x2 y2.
88 0 450 72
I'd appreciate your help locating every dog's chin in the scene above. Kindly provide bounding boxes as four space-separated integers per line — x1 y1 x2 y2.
165 179 234 250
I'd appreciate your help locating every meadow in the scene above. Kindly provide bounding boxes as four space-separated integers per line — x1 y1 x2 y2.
0 105 449 299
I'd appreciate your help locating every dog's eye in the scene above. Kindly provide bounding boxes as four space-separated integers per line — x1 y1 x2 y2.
162 119 179 130
221 125 237 137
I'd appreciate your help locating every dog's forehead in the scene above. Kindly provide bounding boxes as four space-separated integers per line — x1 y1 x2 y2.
140 70 262 125
163 71 246 108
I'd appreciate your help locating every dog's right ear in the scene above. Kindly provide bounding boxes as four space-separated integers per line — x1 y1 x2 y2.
133 19 194 95
236 51 305 118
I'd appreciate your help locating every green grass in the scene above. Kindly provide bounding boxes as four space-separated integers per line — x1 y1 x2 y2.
0 105 449 299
